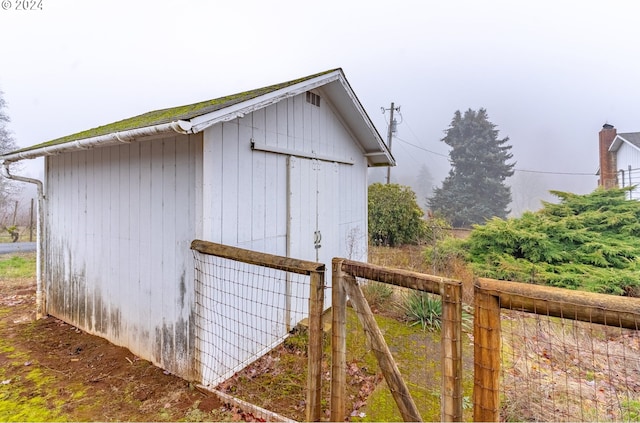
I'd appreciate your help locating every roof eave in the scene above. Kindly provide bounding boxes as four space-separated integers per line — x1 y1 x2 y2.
321 72 394 167
1 120 192 164
188 71 344 133
2 68 395 167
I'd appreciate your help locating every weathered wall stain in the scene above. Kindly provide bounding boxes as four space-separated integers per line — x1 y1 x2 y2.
44 136 202 381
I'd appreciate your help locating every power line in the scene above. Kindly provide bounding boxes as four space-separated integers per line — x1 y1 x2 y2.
514 169 595 176
394 110 595 176
395 135 596 176
395 136 449 158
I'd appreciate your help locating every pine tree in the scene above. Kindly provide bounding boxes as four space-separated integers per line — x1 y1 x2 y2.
429 108 514 227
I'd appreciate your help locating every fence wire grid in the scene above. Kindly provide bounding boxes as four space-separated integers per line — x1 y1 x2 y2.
347 281 464 421
193 251 311 388
332 258 466 422
499 304 640 422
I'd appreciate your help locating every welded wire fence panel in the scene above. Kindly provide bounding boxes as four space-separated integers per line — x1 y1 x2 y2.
500 310 640 422
473 278 640 422
331 259 466 422
193 251 311 387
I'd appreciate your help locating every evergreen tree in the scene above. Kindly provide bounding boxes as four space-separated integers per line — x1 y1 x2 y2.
429 108 515 227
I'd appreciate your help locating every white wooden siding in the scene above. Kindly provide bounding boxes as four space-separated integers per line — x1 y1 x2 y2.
45 134 203 379
615 142 640 199
198 91 368 381
44 89 371 386
202 91 366 258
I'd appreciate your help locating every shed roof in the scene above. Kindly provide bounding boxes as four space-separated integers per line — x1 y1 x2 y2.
2 69 394 166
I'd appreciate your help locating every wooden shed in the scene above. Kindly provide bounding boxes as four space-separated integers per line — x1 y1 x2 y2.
0 68 394 382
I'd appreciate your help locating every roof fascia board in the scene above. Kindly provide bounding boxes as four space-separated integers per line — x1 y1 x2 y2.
1 120 192 163
189 72 342 133
334 77 395 166
609 135 640 153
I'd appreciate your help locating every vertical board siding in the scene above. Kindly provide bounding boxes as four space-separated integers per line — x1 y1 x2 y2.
45 133 203 379
237 116 253 245
615 142 640 198
202 91 366 260
44 89 371 386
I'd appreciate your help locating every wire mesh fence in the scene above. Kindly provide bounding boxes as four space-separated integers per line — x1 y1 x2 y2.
501 310 640 422
331 258 466 422
193 253 309 385
474 277 640 422
191 240 326 421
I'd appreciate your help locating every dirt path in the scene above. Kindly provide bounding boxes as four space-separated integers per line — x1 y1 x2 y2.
0 275 244 421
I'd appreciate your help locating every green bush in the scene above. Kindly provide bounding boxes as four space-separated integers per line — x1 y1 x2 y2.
456 188 640 296
423 236 468 274
368 183 427 246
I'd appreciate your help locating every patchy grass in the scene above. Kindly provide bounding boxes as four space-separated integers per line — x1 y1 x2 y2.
500 311 640 421
0 253 36 280
219 292 475 422
348 309 474 422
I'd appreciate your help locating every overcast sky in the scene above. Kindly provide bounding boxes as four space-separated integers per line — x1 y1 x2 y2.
2 0 640 214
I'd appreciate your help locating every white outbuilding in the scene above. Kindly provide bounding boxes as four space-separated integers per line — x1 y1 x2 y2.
1 68 394 382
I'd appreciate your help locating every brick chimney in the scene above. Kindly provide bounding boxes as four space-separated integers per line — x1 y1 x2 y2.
598 123 618 189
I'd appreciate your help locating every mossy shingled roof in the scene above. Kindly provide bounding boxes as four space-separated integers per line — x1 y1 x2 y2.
14 69 339 154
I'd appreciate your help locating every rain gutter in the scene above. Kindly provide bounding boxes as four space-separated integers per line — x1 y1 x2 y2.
1 120 193 164
2 164 46 318
0 119 193 318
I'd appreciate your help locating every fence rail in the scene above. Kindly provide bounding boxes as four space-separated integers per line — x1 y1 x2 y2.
190 240 325 422
331 258 463 422
190 240 640 422
474 277 640 422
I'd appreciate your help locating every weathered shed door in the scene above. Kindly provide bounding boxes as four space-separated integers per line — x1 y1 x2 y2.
288 156 338 307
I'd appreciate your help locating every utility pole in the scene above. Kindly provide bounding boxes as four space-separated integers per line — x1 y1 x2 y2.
383 102 400 184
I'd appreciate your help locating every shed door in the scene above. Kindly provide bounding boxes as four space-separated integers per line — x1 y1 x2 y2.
288 156 338 303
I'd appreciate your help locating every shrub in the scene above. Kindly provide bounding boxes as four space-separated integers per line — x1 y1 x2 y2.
361 281 394 312
368 183 427 246
401 292 442 331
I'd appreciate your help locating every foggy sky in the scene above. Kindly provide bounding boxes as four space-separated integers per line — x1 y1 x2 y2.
2 0 639 215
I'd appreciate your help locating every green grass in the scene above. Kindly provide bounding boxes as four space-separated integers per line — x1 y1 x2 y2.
346 308 474 422
0 254 36 279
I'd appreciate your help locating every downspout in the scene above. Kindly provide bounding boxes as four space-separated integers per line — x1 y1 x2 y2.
2 163 45 319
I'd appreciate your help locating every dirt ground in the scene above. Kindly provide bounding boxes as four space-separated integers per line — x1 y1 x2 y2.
0 249 441 422
0 272 262 422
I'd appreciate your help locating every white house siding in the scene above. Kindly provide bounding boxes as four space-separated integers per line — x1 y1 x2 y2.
202 91 368 271
197 92 368 384
45 133 203 379
615 142 640 199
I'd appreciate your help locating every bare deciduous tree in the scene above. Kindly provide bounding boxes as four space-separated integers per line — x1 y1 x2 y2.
0 90 21 225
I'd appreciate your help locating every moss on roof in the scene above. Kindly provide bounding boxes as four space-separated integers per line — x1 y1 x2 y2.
11 69 339 154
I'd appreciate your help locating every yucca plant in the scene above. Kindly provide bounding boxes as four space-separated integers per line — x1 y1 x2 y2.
402 291 442 331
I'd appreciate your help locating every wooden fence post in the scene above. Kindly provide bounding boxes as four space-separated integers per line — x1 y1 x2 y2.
330 259 347 422
473 284 501 422
306 270 324 422
343 275 423 422
441 281 463 421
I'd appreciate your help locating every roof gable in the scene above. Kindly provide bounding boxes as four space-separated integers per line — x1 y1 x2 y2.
609 132 640 153
2 69 394 167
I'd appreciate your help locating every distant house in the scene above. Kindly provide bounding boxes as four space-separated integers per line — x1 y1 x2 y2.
0 68 394 382
598 123 640 199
